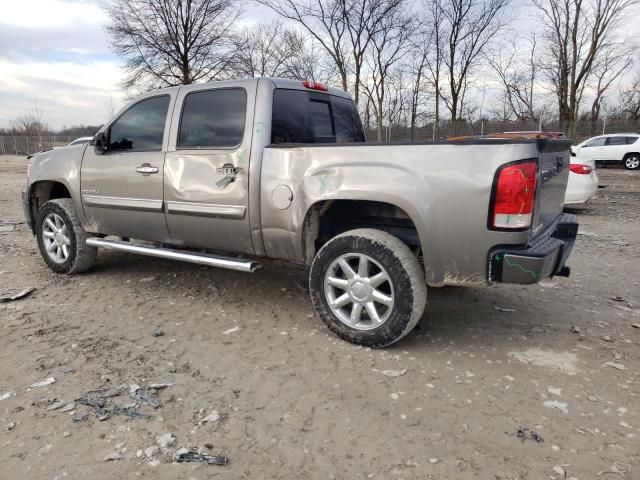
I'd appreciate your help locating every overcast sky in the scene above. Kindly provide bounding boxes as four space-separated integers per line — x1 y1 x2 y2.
1 0 637 131
0 0 268 130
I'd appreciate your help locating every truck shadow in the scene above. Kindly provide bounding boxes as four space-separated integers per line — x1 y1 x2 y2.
91 251 575 351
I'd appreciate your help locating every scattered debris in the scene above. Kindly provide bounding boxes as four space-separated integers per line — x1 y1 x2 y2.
390 393 400 400
103 452 124 461
0 391 15 401
223 326 240 335
552 465 566 476
148 383 174 390
130 384 160 408
46 400 66 411
30 377 55 388
543 400 569 414
516 427 544 443
156 433 176 449
494 306 516 313
177 451 228 466
72 413 89 422
60 402 75 413
200 410 221 424
597 462 631 477
377 368 407 377
509 349 579 375
631 323 640 329
546 386 562 397
428 458 439 464
112 406 151 419
611 296 625 302
570 325 581 334
151 329 164 337
0 287 35 303
144 445 160 458
139 276 156 283
602 361 627 371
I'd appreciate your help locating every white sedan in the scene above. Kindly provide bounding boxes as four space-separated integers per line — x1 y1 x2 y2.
564 155 598 207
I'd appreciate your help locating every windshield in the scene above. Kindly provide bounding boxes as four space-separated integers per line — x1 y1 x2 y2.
271 89 365 144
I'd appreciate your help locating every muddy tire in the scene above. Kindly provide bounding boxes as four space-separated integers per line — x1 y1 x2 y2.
36 198 97 274
309 228 427 348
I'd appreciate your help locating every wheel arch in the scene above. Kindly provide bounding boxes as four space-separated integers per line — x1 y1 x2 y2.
301 199 426 273
27 180 73 232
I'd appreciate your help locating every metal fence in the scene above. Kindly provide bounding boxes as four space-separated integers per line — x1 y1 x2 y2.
0 136 76 156
365 119 640 143
2 119 639 155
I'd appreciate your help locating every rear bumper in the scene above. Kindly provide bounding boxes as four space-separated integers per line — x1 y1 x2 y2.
488 213 578 284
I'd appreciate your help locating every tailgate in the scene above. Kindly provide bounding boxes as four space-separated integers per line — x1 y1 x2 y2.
532 139 571 234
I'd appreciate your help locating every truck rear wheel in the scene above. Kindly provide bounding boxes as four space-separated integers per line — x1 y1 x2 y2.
309 229 427 347
36 198 97 274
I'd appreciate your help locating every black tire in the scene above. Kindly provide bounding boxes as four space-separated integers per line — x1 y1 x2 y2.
623 154 640 170
309 228 427 348
36 198 97 274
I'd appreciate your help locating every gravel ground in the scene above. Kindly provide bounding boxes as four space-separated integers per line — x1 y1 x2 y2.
1 155 639 480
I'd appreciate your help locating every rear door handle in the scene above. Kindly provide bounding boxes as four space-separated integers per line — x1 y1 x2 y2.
136 163 158 175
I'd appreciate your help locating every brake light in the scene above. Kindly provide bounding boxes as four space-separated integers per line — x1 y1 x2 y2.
569 164 592 174
489 160 538 230
303 81 328 91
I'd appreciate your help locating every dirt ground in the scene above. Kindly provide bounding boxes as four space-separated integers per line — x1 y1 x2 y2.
1 154 638 480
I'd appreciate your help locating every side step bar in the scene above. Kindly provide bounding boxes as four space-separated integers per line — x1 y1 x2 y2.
86 238 260 273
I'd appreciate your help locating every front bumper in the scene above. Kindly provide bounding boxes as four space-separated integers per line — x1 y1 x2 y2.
488 213 578 284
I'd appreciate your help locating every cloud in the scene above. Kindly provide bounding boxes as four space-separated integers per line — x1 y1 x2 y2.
0 0 125 130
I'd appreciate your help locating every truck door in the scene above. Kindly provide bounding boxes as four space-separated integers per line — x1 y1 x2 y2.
80 94 174 243
163 82 255 253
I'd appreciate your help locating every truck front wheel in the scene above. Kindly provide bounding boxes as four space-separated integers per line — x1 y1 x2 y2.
309 229 427 347
36 198 97 274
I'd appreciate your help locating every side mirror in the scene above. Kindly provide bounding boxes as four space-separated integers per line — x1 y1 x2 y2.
92 131 108 152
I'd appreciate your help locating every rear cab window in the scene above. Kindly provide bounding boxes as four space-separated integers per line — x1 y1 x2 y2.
271 89 365 144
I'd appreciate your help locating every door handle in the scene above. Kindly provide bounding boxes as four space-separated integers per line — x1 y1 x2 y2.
136 163 158 175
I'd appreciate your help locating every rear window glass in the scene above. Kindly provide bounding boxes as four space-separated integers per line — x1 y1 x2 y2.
626 136 639 144
271 89 365 144
606 137 626 146
178 88 246 149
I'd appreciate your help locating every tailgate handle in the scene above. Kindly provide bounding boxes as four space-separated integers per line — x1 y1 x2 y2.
556 156 564 171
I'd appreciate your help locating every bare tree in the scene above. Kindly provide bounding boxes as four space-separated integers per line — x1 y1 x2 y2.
360 1 414 140
437 0 510 122
617 74 640 121
104 0 240 90
231 21 305 78
487 34 540 122
589 49 633 121
406 26 431 140
532 0 636 136
14 105 47 136
424 0 445 128
256 0 350 91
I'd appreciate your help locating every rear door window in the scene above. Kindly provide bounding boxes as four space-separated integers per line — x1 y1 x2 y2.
178 88 246 149
606 137 626 146
271 89 365 144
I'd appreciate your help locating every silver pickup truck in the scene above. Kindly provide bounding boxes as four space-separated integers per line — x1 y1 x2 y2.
23 78 578 347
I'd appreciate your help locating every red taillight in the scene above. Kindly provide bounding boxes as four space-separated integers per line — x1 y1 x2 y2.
489 160 538 230
303 81 328 91
569 164 592 175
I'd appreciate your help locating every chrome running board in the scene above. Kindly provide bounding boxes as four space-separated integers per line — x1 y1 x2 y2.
86 238 260 273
